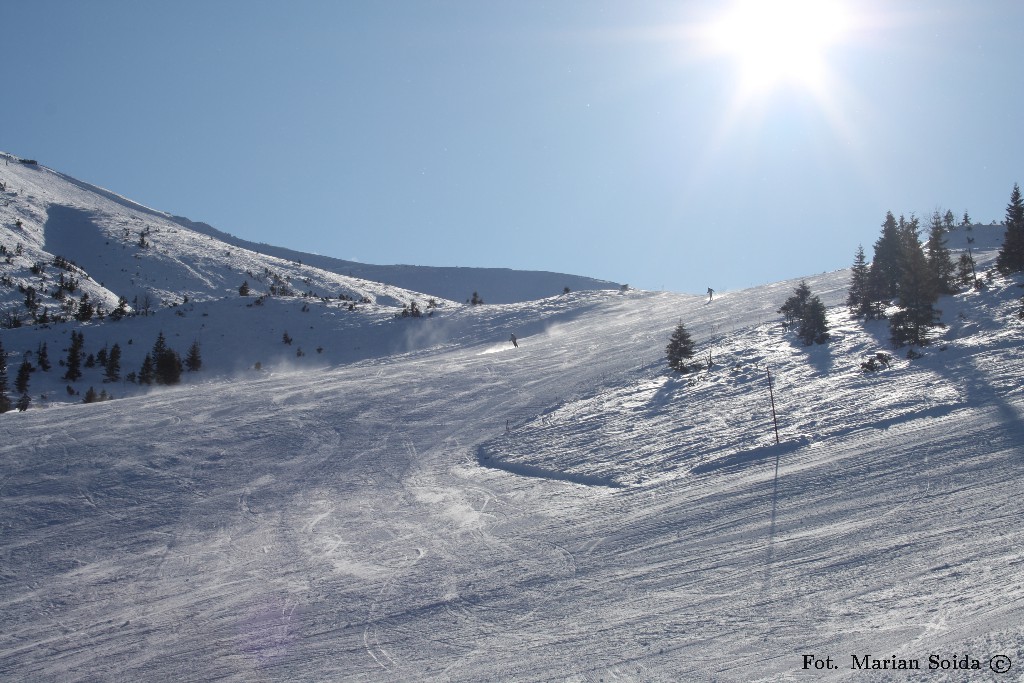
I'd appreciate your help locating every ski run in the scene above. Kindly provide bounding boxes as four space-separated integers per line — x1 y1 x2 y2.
1 156 1023 681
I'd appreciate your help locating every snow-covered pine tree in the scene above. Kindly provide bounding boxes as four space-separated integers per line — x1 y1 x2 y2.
666 321 696 372
996 183 1024 273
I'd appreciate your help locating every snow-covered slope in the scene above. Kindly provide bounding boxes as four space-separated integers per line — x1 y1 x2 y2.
1 153 1023 681
0 152 617 321
0 152 619 405
0 154 448 313
166 213 621 305
2 212 1022 681
480 264 1023 488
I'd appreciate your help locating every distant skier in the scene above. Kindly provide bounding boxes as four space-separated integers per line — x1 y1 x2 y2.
510 333 518 348
707 287 714 302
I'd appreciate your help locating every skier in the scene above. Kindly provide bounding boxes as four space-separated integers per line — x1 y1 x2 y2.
707 287 714 302
510 333 518 348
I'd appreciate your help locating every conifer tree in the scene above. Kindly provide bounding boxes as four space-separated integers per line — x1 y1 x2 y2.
996 182 1024 273
104 344 121 383
869 211 903 300
185 341 202 372
666 321 696 372
152 331 167 360
846 245 872 317
890 238 940 347
156 349 182 384
926 210 956 294
109 296 129 321
798 296 830 345
36 342 51 371
151 332 182 385
0 337 10 413
16 392 29 412
961 210 972 226
780 281 830 345
896 213 922 275
139 354 155 385
779 281 812 328
76 293 94 322
15 360 31 395
64 331 84 381
957 252 976 287
943 209 956 230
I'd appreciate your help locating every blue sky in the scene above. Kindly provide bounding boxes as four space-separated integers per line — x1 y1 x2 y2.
4 1 1022 293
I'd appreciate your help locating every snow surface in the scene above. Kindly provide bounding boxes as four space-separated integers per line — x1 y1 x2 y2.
2 154 1024 681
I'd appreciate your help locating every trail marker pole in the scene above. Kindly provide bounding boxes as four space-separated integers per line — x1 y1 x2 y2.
766 367 780 446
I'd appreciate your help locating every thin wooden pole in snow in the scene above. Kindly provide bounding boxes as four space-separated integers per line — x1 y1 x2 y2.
766 367 780 446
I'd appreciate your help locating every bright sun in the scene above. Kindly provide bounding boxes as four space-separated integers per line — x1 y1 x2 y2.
708 0 850 98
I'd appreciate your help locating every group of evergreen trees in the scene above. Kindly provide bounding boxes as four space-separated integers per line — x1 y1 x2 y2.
138 333 200 386
779 281 830 346
0 329 203 411
847 211 951 346
0 337 10 412
847 183 1024 347
0 336 32 412
665 183 1023 373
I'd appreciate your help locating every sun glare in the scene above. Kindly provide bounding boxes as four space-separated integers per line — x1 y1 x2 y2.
708 0 850 97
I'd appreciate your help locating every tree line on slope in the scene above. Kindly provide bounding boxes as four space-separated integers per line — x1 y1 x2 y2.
0 330 202 412
666 183 1024 371
848 183 1024 347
